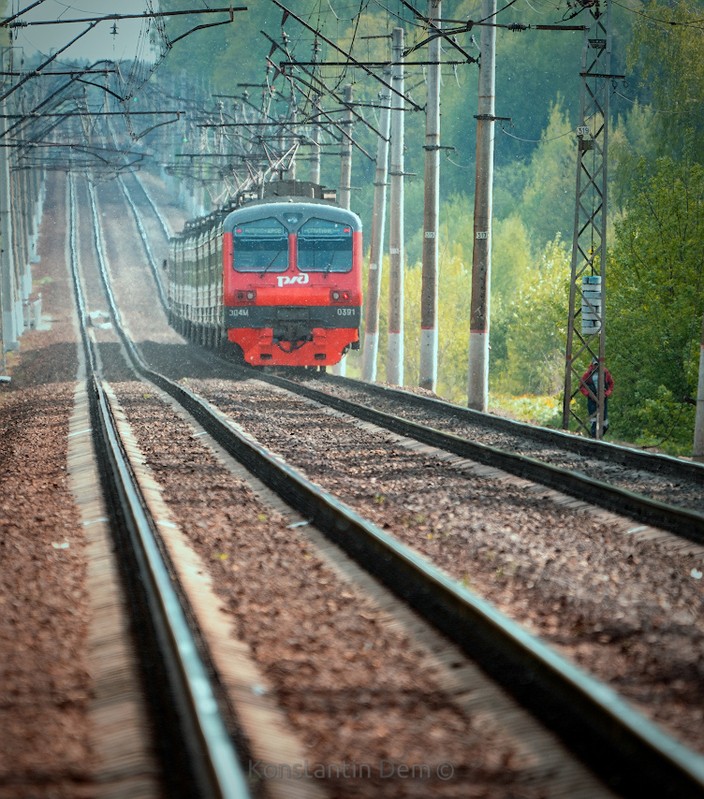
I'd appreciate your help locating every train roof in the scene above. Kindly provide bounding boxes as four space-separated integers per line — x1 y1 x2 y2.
173 181 360 240
222 197 362 232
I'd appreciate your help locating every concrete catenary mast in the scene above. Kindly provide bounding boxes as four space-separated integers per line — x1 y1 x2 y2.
387 27 405 385
308 39 322 186
419 0 441 392
361 71 392 382
1 49 21 369
694 312 704 461
333 84 354 376
338 84 353 211
467 0 496 411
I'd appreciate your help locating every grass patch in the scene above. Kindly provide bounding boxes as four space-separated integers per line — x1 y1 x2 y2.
489 393 563 428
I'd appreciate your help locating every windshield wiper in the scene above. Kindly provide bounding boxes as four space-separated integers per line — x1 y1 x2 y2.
259 246 286 278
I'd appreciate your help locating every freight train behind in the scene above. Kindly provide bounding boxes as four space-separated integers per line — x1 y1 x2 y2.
167 181 363 368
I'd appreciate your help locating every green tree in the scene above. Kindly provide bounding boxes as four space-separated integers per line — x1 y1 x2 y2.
493 235 570 396
518 101 577 249
351 201 474 403
607 156 704 451
488 214 533 370
610 101 660 210
628 0 704 163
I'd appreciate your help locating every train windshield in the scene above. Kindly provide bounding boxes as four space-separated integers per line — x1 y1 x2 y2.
232 218 288 272
297 218 353 273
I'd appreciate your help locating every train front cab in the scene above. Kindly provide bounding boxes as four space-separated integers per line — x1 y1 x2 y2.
222 202 362 367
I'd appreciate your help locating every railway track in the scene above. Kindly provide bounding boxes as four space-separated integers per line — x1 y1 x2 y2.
309 372 704 500
106 174 701 553
79 172 704 796
244 369 704 543
68 174 251 798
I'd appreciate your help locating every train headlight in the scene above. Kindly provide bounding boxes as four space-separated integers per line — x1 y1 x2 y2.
330 290 350 303
236 290 257 304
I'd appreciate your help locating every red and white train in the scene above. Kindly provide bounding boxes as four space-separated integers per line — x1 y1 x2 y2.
168 181 363 368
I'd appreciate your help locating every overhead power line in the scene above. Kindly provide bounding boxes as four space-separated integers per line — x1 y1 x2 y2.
271 0 423 112
4 7 246 28
0 111 180 118
0 22 99 102
0 0 47 28
279 60 471 67
0 69 116 76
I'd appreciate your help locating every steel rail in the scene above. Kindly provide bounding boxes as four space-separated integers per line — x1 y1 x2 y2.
113 360 704 799
82 176 704 796
317 373 704 481
255 371 704 544
102 118 171 310
115 172 170 310
89 378 251 799
71 174 252 799
126 170 173 240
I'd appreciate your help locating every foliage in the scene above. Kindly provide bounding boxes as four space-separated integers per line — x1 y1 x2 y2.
350 207 474 404
489 393 562 428
156 0 288 88
492 235 571 396
493 16 583 165
607 156 704 451
484 214 533 370
491 214 532 303
628 0 704 164
152 0 701 448
632 385 696 455
610 101 660 210
517 101 578 249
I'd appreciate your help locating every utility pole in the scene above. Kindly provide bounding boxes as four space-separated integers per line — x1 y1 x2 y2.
467 0 496 411
309 94 322 186
333 84 353 376
308 38 322 186
0 49 20 363
387 27 405 386
0 90 9 375
694 311 704 461
562 0 613 438
361 72 392 382
15 85 33 322
419 0 441 392
338 85 353 210
286 108 298 181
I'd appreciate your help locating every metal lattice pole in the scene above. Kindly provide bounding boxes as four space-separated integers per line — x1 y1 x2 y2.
562 0 614 438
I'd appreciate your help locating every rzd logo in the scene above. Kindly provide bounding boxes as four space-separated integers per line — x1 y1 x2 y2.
277 274 310 287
